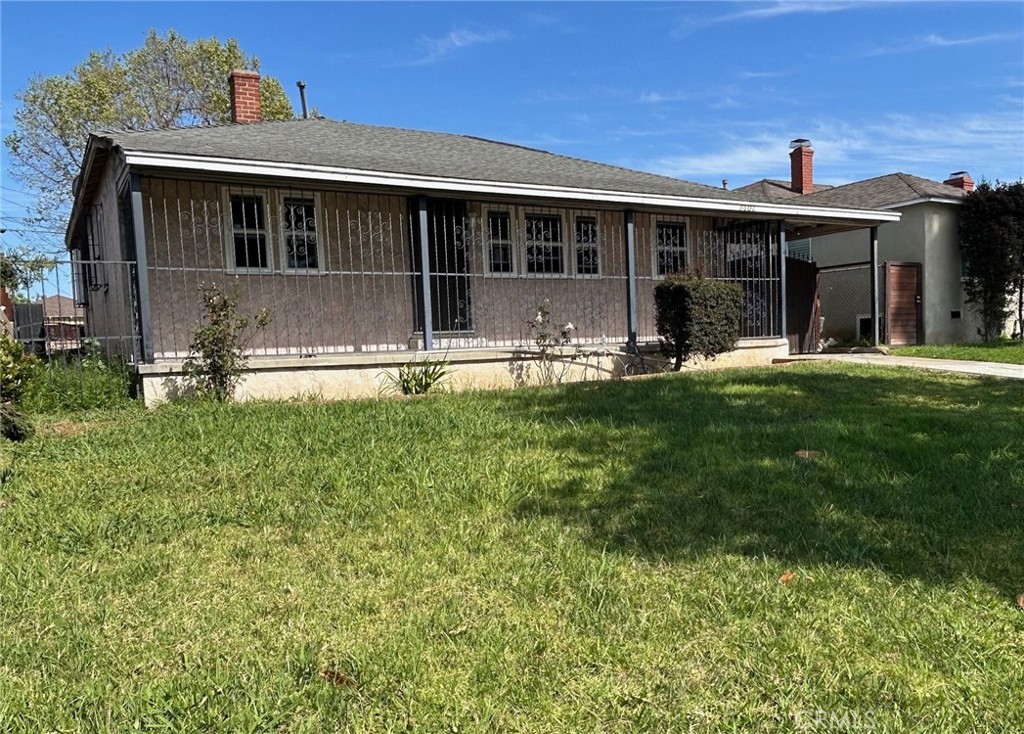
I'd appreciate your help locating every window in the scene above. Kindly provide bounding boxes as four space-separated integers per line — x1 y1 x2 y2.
525 213 564 274
281 196 319 270
574 216 600 275
656 221 687 276
228 192 270 270
487 211 513 273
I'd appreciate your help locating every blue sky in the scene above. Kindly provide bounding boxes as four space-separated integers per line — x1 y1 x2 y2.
1 1 1022 249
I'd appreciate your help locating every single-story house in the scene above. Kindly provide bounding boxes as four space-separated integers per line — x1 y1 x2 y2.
65 71 899 403
11 294 86 357
738 141 984 345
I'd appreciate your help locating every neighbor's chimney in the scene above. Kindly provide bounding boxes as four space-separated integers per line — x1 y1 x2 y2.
943 171 974 193
229 69 262 124
789 139 814 195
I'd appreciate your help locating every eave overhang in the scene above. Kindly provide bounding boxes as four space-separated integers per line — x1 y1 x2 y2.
121 150 902 231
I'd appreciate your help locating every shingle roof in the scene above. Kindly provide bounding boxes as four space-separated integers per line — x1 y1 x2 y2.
101 117 754 202
738 172 964 209
734 179 834 202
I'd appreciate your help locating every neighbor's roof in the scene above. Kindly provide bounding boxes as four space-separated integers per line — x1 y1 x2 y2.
40 295 84 322
739 172 964 209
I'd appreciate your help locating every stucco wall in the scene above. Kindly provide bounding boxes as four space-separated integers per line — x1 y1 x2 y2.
139 180 740 358
810 202 981 344
141 179 416 357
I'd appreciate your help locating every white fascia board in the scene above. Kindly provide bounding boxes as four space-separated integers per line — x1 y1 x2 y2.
123 151 902 224
881 197 963 210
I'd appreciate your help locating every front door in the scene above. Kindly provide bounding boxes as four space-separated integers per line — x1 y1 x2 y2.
412 199 472 334
886 261 922 345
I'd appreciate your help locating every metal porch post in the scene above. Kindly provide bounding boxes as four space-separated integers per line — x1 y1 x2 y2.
778 220 788 340
417 196 434 351
625 210 638 350
129 174 154 363
869 225 880 346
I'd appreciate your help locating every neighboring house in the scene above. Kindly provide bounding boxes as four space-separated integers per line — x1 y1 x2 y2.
64 71 898 403
12 295 86 356
738 141 979 345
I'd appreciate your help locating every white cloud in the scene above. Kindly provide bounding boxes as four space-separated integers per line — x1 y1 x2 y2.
676 1 864 35
721 1 865 22
859 32 1020 57
637 110 1024 186
738 70 790 80
407 29 510 66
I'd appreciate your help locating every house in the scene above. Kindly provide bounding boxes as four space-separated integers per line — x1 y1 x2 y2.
12 295 86 357
64 71 899 403
738 141 981 345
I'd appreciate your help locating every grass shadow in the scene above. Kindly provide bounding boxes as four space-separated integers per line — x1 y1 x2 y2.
509 364 1024 596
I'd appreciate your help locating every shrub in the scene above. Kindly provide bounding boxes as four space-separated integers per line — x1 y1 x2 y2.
0 332 40 405
655 271 743 370
383 356 452 396
524 299 580 385
182 284 271 402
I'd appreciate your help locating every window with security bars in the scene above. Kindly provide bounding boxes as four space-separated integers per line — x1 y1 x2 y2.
574 216 600 275
282 197 319 270
525 213 564 274
229 193 269 269
487 211 513 273
656 221 687 275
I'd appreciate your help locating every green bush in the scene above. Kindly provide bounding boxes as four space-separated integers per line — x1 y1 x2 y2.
182 284 271 402
0 332 40 404
655 272 744 370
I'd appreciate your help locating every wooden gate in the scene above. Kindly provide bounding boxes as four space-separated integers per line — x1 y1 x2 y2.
786 257 820 353
885 261 922 346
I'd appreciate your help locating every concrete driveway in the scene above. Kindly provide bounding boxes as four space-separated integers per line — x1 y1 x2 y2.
779 353 1024 380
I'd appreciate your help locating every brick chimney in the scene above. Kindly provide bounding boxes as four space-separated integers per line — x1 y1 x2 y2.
789 139 814 195
229 69 262 124
943 171 974 193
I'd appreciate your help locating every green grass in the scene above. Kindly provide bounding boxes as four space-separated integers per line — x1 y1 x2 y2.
1 363 1022 732
890 339 1024 365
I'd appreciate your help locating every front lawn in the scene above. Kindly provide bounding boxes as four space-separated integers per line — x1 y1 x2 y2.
890 339 1024 365
1 364 1022 732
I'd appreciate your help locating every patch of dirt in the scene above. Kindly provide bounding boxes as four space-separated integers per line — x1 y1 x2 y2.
44 422 92 437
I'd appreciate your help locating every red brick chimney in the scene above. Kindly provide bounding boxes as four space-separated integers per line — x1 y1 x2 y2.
789 139 814 195
229 70 262 124
943 171 974 193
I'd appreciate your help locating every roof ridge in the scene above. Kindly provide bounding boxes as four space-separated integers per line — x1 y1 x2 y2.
97 116 319 136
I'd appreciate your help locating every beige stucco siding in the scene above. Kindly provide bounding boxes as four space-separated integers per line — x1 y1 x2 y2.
810 201 981 344
141 178 416 357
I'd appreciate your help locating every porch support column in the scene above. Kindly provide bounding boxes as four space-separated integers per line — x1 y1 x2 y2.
869 225 880 346
777 220 788 339
129 173 154 363
416 195 434 351
624 210 638 351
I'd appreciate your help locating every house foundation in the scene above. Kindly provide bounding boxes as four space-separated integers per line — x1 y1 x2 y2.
136 337 789 406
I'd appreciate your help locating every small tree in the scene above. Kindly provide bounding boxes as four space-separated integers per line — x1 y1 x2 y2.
655 271 743 371
5 29 295 238
960 180 1024 340
182 284 271 401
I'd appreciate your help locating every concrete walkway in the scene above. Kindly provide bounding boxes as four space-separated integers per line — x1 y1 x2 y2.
778 353 1024 380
